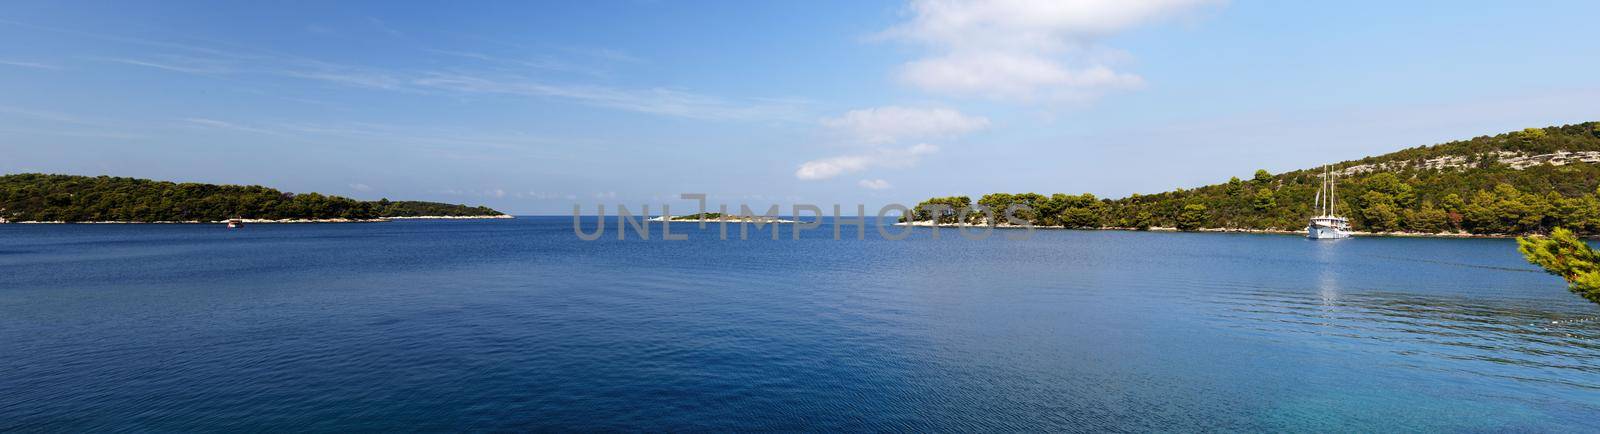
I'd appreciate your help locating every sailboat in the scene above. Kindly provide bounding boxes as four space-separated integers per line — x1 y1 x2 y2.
1306 165 1351 239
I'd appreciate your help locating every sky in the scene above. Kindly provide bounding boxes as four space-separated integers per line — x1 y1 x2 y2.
2 0 1599 215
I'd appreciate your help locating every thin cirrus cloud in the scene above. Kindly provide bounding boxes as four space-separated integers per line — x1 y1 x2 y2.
0 59 61 70
31 18 806 122
795 143 939 180
884 0 1219 102
796 105 986 182
819 106 990 145
101 52 805 121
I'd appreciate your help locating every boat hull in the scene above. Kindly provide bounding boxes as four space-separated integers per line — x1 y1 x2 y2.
1306 225 1349 239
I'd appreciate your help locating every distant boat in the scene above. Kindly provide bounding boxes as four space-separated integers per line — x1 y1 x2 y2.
226 218 243 229
1307 165 1350 239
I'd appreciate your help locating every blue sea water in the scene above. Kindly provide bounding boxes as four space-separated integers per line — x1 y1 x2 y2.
1 217 1597 431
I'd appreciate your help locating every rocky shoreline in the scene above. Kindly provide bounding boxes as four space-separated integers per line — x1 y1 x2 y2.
893 220 1538 239
385 215 515 220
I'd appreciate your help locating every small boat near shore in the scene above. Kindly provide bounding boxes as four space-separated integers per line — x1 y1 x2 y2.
226 218 243 229
1307 165 1350 239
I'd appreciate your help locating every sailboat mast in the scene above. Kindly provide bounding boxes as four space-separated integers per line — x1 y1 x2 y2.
1330 168 1337 216
1320 166 1329 217
1313 177 1323 216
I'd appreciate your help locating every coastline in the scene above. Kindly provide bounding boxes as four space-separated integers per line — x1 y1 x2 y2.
646 215 800 224
384 215 516 220
0 215 515 224
892 220 1538 239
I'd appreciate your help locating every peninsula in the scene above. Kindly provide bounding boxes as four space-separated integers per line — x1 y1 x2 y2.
904 122 1600 237
647 212 799 224
0 174 510 223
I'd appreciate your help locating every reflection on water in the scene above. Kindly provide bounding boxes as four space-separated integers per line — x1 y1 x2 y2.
0 219 1597 431
1207 238 1599 396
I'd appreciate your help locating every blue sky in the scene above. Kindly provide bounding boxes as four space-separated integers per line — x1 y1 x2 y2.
2 0 1598 214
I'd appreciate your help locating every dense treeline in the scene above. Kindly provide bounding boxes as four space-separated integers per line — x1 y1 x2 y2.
0 174 503 222
376 199 502 218
908 122 1600 236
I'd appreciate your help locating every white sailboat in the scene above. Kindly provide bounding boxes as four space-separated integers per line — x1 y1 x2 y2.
1306 165 1351 239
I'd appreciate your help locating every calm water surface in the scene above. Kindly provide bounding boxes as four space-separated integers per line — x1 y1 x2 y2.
2 217 1597 431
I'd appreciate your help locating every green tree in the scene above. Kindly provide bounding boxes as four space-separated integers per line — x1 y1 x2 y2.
908 196 972 224
1518 228 1600 305
1363 172 1416 207
1225 177 1244 197
1177 204 1207 231
1514 127 1548 142
0 174 499 222
976 193 1015 224
1251 187 1275 211
904 122 1600 237
1441 193 1464 212
1122 211 1154 230
1060 207 1102 229
1253 169 1272 184
1409 201 1450 233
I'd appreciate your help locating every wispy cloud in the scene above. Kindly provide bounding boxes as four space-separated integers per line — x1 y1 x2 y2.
173 116 602 162
98 52 801 121
821 106 989 145
422 48 608 77
4 18 793 123
0 106 148 139
0 59 60 70
513 191 576 200
0 106 100 125
410 72 805 121
27 19 801 122
94 56 234 74
178 117 287 136
858 179 894 190
555 45 645 64
797 105 986 180
278 69 407 90
796 143 939 180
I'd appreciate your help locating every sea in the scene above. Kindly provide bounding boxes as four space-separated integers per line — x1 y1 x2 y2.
2 217 1597 431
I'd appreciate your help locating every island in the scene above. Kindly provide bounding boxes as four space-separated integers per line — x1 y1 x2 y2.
902 122 1600 238
0 174 511 223
647 212 799 224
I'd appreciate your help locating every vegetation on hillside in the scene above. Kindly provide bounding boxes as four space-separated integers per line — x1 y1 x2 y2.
0 174 503 222
670 212 726 220
375 199 502 218
907 122 1600 236
1519 228 1600 305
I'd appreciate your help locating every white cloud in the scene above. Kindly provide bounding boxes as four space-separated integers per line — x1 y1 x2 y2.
820 106 989 144
795 143 938 180
886 0 1217 101
858 179 894 190
348 183 373 192
902 51 1143 101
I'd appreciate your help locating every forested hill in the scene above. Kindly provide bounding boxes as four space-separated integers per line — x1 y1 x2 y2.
0 174 505 222
908 122 1600 236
